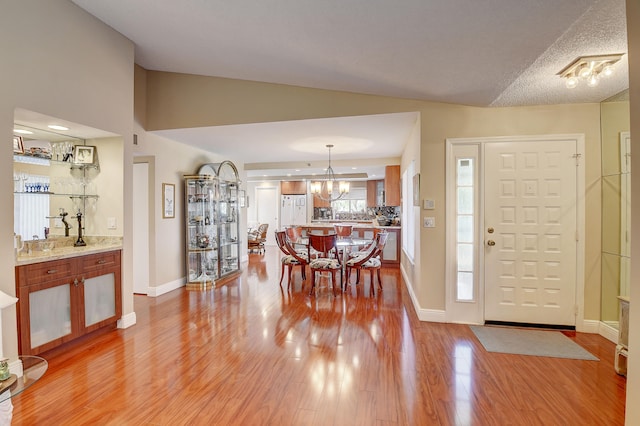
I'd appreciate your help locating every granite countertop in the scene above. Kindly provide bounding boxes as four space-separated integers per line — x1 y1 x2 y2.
306 222 401 230
16 236 123 266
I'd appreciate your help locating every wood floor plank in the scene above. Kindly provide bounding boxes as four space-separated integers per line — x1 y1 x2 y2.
9 249 626 425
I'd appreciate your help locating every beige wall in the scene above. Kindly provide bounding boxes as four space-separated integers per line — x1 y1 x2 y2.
400 117 421 300
133 129 237 289
421 102 602 317
144 70 602 319
626 0 639 422
0 0 134 357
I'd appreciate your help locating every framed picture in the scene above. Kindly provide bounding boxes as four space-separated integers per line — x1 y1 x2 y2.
239 190 246 208
13 136 24 154
73 145 96 164
413 173 420 206
163 183 175 218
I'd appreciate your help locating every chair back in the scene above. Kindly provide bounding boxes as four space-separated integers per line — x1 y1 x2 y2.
308 233 338 259
333 224 353 238
373 232 388 256
350 232 388 266
275 231 292 256
257 223 269 240
285 226 303 242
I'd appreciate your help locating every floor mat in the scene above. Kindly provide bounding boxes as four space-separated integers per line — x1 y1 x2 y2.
470 325 599 360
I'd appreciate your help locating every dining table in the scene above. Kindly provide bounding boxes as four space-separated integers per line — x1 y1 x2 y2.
296 235 372 277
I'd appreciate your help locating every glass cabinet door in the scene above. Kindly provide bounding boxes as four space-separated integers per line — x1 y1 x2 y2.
29 284 72 349
185 176 218 289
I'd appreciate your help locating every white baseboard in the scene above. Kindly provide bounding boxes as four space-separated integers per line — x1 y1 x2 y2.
9 358 23 378
400 264 446 323
117 312 137 329
147 277 186 297
579 319 600 334
597 321 619 343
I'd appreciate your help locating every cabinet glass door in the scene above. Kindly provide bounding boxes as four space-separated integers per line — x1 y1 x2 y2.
185 176 218 286
29 284 71 348
219 180 239 275
84 273 116 327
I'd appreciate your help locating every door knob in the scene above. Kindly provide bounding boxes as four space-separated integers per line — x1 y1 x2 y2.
487 240 496 246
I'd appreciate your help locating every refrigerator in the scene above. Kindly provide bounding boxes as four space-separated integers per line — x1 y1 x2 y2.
281 195 307 227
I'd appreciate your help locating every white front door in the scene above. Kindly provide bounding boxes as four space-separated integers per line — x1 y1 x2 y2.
484 140 578 326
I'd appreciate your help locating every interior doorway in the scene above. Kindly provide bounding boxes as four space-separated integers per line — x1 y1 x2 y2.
255 186 278 246
133 160 152 294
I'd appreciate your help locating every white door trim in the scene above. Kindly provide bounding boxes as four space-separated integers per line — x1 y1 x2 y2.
445 134 586 329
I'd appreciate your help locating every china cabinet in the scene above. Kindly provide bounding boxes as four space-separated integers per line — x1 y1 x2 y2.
184 161 241 290
15 250 122 355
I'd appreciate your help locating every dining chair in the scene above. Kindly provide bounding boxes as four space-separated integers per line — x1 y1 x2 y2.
344 232 388 295
275 230 309 290
348 228 380 259
333 223 353 259
247 223 268 254
308 233 342 296
333 224 353 238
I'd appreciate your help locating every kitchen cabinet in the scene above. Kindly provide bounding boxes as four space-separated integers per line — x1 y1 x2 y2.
15 250 122 356
366 180 385 207
384 165 401 206
184 161 241 290
281 181 306 195
313 187 331 208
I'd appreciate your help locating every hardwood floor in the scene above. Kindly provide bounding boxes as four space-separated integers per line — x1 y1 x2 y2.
12 249 626 425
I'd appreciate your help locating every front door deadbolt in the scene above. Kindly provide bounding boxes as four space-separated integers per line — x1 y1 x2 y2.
487 227 494 234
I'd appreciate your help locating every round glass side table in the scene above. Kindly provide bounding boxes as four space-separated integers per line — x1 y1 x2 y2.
0 356 48 425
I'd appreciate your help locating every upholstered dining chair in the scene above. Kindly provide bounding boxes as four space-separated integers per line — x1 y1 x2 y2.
344 232 388 296
247 223 268 254
348 228 380 256
275 230 309 290
333 223 353 238
308 233 342 297
333 223 353 259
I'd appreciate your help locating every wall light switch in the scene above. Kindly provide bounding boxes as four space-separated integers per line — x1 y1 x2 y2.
424 217 435 228
107 217 117 229
423 199 435 210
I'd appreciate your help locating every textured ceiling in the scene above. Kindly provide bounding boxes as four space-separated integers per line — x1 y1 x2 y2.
67 0 629 178
71 0 628 106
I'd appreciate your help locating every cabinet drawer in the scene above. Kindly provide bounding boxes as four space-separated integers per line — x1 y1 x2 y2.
16 258 75 287
80 250 121 273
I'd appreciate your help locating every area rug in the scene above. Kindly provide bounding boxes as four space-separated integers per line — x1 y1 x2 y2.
470 325 599 361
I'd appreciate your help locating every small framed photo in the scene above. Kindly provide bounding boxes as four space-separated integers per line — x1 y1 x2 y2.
73 145 96 164
163 183 175 219
13 136 24 154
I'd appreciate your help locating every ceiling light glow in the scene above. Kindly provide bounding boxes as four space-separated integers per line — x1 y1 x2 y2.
558 54 623 89
48 124 69 131
14 129 33 135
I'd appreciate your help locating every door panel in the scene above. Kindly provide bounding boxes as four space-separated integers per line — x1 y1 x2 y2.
484 141 577 326
256 187 278 246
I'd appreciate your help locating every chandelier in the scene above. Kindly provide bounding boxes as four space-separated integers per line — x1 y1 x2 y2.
310 144 349 202
558 54 624 89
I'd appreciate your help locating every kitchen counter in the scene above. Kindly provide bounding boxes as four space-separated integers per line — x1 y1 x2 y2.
301 224 401 265
307 222 401 230
16 236 123 266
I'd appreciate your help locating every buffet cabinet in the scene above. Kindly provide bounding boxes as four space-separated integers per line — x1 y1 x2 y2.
184 161 241 290
15 250 122 355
